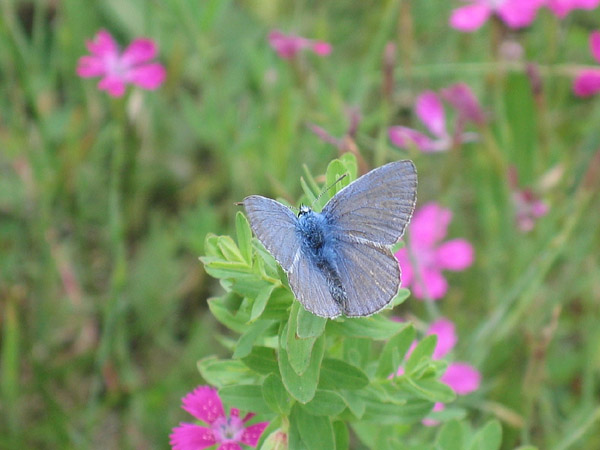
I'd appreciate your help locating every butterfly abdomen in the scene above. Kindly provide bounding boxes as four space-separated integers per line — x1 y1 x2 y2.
296 210 348 306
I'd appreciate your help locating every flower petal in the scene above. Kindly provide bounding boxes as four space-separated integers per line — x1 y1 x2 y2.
441 363 481 395
547 0 600 18
590 31 600 63
409 203 452 249
97 76 126 97
311 40 332 56
216 444 243 450
412 268 448 300
395 247 414 288
440 83 485 125
125 63 167 90
240 422 269 447
76 56 106 78
181 386 225 424
416 91 447 138
497 0 543 29
435 239 474 271
86 29 119 57
122 38 158 66
449 4 492 32
427 318 457 359
388 126 436 151
170 423 216 450
573 70 600 97
268 30 309 59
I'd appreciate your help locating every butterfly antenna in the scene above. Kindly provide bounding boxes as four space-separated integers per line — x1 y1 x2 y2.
311 173 348 209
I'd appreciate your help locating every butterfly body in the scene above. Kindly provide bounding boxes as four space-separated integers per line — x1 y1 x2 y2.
296 208 347 307
243 160 417 318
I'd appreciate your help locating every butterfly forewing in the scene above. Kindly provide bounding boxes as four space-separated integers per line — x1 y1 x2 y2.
243 195 300 271
323 160 417 246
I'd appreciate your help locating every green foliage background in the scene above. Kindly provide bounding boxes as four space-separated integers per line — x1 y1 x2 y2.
1 0 599 449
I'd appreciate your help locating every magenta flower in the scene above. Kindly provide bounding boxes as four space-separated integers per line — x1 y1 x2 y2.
393 318 481 426
395 203 474 300
170 386 269 450
449 0 545 32
573 31 600 97
389 86 481 153
268 30 332 59
547 0 600 17
77 29 166 97
508 167 549 232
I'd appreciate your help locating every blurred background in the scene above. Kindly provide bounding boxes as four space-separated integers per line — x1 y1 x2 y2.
1 0 599 448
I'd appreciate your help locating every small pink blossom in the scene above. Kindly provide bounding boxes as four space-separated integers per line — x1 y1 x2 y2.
547 0 600 18
394 318 481 426
268 30 331 59
449 0 545 32
396 203 474 300
508 167 549 232
170 386 268 450
77 30 166 97
573 31 600 97
389 85 481 153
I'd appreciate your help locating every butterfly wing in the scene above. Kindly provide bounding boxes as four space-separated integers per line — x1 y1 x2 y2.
244 195 342 318
322 160 417 316
322 160 417 246
287 249 343 318
335 239 400 316
243 195 300 271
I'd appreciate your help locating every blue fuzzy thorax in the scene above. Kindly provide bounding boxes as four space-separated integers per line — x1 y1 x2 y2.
296 207 346 304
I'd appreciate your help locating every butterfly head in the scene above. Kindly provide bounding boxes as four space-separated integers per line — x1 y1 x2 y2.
298 204 312 217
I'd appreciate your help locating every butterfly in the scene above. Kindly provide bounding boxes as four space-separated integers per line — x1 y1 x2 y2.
243 160 417 318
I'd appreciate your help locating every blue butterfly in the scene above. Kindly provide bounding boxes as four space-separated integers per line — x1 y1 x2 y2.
244 160 417 318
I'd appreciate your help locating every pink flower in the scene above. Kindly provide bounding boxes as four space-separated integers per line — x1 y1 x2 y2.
395 203 474 300
508 167 549 232
389 86 481 153
573 31 600 97
394 318 481 426
77 30 166 97
268 30 331 59
449 0 545 32
547 0 600 18
170 386 269 450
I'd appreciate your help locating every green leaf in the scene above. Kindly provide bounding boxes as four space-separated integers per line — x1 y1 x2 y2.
286 302 318 375
469 420 502 450
319 358 369 390
296 306 327 338
241 346 279 375
338 152 358 180
292 403 335 450
288 410 310 450
207 295 248 333
250 284 276 322
403 377 456 403
233 320 275 359
300 177 318 206
376 323 415 378
262 373 293 415
360 397 433 425
301 390 347 416
219 384 272 414
333 421 350 450
405 334 437 374
261 288 293 321
279 334 325 403
338 389 366 418
259 426 288 450
388 288 411 308
197 357 258 388
327 315 403 340
436 420 465 450
217 235 247 263
236 212 253 264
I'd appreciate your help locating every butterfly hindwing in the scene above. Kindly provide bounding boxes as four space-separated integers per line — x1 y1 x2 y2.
335 238 401 317
323 160 417 246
